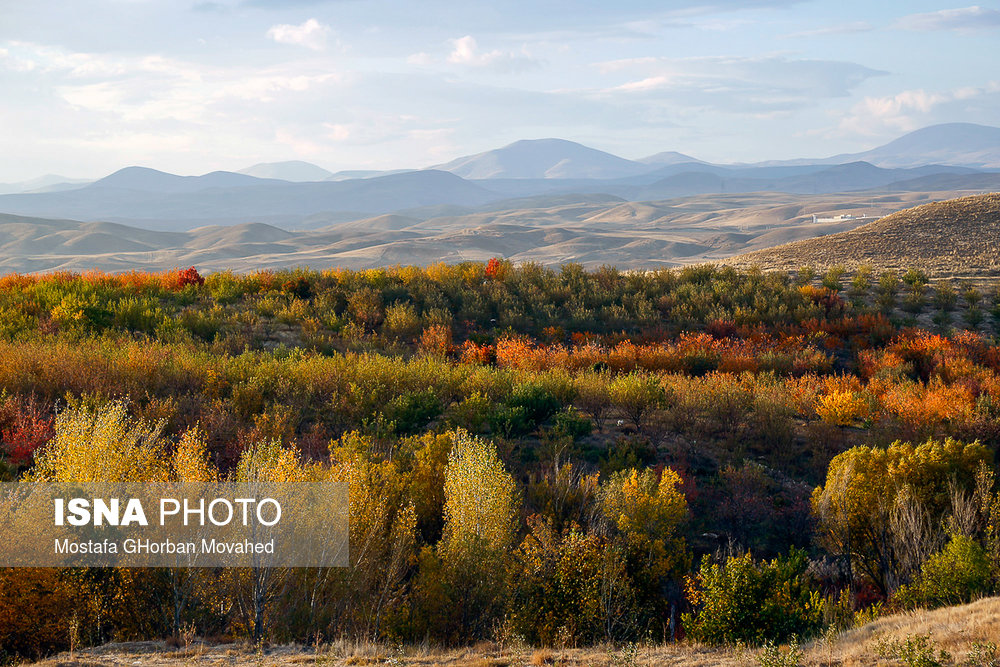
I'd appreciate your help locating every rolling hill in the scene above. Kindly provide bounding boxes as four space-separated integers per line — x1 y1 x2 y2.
0 190 968 273
728 192 1000 277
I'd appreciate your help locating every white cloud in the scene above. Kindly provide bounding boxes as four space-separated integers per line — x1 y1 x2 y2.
406 52 432 66
6 41 343 126
266 18 331 51
446 35 540 72
840 89 947 135
895 5 1000 31
838 81 1000 135
782 21 873 38
592 55 884 111
595 57 659 74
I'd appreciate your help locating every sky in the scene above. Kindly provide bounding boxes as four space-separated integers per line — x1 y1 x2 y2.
0 0 998 181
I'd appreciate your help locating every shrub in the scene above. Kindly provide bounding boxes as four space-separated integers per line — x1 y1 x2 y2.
933 280 957 312
163 266 204 290
447 391 492 433
608 372 663 431
683 549 825 645
419 324 453 357
874 634 950 667
812 438 991 595
383 302 422 340
384 389 444 435
756 638 803 667
553 406 593 441
822 266 845 291
815 390 869 426
494 382 561 437
514 520 611 645
0 395 54 466
877 271 900 313
896 534 993 609
600 436 656 477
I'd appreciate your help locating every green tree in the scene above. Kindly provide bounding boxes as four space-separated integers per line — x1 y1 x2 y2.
682 549 824 645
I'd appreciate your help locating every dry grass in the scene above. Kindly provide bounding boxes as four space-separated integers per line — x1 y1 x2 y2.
809 596 1000 666
727 192 1000 278
529 649 554 666
26 596 1000 667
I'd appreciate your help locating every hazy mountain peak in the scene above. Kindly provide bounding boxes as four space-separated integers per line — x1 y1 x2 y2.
91 166 186 189
833 122 1000 168
432 138 649 180
0 174 93 195
89 166 274 193
237 160 335 182
637 151 704 165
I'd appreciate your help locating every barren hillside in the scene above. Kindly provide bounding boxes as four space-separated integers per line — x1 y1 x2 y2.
728 193 1000 277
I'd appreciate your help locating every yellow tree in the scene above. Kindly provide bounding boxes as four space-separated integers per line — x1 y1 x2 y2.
441 429 518 557
30 401 170 483
167 426 218 636
27 402 176 643
172 426 218 483
813 437 990 595
231 438 313 642
431 429 519 638
600 467 690 638
601 467 689 574
325 432 417 639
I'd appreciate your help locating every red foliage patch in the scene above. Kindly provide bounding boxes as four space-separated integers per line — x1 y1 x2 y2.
162 267 205 290
0 397 55 466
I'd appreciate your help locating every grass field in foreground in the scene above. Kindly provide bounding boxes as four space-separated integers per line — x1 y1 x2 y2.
30 597 1000 667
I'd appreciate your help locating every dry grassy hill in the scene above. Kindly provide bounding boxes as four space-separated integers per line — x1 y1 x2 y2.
29 597 1000 667
728 193 1000 278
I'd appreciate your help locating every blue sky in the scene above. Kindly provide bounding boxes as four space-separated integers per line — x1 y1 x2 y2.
0 0 998 180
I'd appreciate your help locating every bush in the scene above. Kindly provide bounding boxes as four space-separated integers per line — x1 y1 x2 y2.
608 372 663 430
896 534 993 609
384 389 444 435
756 638 803 667
683 548 825 645
815 390 868 426
553 406 593 441
492 383 561 437
600 436 656 477
874 634 950 667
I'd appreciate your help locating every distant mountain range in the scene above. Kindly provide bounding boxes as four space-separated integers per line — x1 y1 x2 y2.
753 123 1000 170
0 122 997 235
824 123 1000 169
0 174 93 195
430 122 1000 179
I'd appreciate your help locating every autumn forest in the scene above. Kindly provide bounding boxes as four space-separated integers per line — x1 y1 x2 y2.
2 260 1000 659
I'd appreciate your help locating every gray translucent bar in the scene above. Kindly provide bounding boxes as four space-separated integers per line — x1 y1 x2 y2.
0 482 349 568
